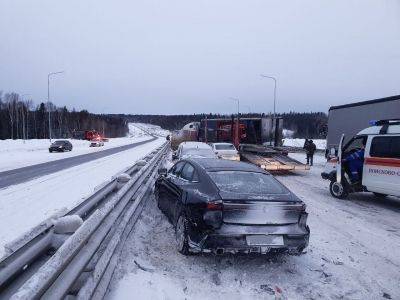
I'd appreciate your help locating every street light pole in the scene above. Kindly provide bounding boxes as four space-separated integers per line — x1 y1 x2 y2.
48 71 64 142
260 74 277 118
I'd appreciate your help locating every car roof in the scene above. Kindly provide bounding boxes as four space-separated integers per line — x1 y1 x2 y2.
357 124 400 135
212 142 234 146
187 158 264 173
180 141 212 150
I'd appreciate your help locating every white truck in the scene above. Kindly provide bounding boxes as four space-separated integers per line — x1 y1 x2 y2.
322 119 400 199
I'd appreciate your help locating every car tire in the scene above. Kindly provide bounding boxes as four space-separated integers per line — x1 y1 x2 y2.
175 214 190 255
373 192 387 198
49 150 52 153
329 181 348 199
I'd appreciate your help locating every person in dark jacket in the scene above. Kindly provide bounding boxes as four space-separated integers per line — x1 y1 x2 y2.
303 139 310 162
342 144 365 183
305 140 317 166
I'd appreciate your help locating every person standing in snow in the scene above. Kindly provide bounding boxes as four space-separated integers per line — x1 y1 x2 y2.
303 139 309 162
305 140 316 166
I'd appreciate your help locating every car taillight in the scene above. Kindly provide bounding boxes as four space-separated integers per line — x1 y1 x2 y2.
204 200 223 229
299 212 308 228
206 200 223 211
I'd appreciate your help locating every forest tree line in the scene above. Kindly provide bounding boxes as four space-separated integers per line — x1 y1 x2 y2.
124 112 328 138
0 91 128 140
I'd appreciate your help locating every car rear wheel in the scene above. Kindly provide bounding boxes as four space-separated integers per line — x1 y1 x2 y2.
175 215 190 255
329 181 348 199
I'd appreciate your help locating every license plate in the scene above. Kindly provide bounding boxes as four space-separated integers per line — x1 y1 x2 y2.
246 235 284 246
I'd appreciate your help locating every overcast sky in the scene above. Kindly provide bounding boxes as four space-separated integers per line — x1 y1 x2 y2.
0 1 399 115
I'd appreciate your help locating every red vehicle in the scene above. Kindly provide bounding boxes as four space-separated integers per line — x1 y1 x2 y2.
72 130 101 141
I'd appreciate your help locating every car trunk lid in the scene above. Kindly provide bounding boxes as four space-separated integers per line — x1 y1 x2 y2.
221 198 303 225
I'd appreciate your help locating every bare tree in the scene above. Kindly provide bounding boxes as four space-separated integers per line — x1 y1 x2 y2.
5 93 18 139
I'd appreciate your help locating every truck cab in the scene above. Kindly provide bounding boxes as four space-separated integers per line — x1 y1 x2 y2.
322 119 400 198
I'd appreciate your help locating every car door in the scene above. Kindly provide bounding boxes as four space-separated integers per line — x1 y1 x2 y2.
363 135 400 196
169 162 200 224
162 161 186 220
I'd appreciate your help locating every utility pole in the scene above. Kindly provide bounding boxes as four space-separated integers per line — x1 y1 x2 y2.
229 97 240 147
48 71 64 142
260 74 277 118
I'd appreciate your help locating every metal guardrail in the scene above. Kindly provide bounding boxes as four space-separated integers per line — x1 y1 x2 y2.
0 142 168 299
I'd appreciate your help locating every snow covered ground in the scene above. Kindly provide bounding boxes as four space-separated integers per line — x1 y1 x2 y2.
132 123 170 137
283 138 326 150
0 126 165 258
108 153 400 300
0 123 151 172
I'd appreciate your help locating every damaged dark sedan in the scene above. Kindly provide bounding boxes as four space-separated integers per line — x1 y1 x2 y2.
155 158 310 255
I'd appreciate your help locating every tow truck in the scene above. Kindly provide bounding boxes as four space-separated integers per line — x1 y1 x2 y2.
322 119 400 198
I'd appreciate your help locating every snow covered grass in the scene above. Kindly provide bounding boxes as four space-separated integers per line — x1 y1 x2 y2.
0 136 165 258
0 123 151 172
283 138 326 150
133 123 170 137
108 152 400 300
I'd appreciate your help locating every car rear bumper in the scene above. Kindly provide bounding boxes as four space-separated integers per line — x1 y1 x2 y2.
189 223 310 255
49 148 65 152
321 171 335 181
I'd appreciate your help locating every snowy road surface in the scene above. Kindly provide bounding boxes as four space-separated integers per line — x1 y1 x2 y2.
0 137 156 188
0 136 165 258
108 153 400 300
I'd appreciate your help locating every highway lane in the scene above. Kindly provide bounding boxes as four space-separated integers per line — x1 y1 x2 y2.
0 136 157 189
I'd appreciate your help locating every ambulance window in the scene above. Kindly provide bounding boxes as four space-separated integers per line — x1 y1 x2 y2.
345 136 366 153
370 136 400 159
390 137 400 159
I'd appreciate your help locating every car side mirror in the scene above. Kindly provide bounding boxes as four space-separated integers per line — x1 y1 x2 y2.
172 152 178 160
158 168 167 176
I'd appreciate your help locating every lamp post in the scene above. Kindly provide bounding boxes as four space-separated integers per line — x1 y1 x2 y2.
48 71 64 142
260 74 277 118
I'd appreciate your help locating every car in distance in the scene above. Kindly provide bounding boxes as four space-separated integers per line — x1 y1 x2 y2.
211 142 240 161
155 158 310 255
49 140 73 152
173 141 217 160
90 139 105 147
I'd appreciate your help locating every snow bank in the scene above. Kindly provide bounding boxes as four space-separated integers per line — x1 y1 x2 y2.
0 137 165 258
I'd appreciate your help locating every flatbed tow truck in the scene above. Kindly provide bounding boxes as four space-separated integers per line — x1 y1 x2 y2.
171 116 309 172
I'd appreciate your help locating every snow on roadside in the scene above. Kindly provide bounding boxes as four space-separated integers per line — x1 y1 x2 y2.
108 152 400 300
283 138 326 150
0 123 151 172
0 137 165 258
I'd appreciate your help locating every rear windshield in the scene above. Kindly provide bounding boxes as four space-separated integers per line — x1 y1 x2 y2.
53 141 66 145
182 149 215 157
215 144 235 150
208 171 287 195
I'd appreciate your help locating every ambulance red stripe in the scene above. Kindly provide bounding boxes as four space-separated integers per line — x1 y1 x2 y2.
365 157 400 167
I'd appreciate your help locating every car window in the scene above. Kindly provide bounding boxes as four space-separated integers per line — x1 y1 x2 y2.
215 144 235 150
344 136 366 153
180 163 195 181
170 162 185 176
370 136 400 159
182 149 216 158
208 171 287 195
